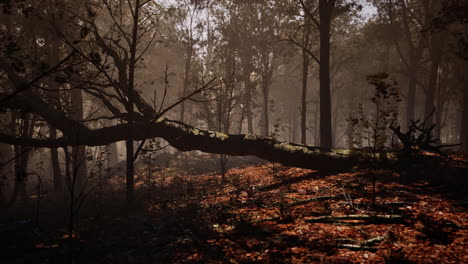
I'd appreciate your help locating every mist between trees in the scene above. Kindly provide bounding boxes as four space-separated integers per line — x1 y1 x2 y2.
0 0 467 209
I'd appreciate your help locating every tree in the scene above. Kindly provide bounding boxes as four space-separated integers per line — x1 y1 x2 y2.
298 0 359 148
374 0 436 129
172 0 206 123
287 1 318 144
55 0 165 205
431 0 468 150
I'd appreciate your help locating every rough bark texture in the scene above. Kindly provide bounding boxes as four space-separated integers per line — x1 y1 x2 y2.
0 118 357 172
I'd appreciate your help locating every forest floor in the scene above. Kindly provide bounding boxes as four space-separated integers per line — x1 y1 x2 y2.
1 153 467 263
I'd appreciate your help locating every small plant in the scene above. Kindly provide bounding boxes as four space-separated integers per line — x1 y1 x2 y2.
349 73 401 210
350 73 401 160
140 139 168 202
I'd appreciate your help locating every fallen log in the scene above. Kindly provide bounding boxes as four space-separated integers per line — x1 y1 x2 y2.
334 236 386 251
0 89 361 171
305 214 404 224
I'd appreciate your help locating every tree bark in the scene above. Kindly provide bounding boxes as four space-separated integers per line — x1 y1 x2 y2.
318 0 334 149
0 115 358 172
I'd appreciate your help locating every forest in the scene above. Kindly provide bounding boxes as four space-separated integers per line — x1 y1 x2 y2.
0 0 467 263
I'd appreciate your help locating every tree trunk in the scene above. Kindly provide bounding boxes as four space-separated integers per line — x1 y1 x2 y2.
406 65 417 128
70 88 87 194
245 79 254 135
261 77 270 137
10 113 33 205
424 35 443 132
301 42 310 145
47 33 63 195
0 113 13 205
105 119 119 168
461 63 468 151
50 128 63 194
125 139 134 204
180 44 193 123
124 0 141 205
319 0 333 149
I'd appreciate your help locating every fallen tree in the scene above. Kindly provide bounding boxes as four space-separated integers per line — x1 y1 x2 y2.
0 85 360 171
1 101 357 171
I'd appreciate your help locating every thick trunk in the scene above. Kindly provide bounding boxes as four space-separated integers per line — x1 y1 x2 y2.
319 1 333 149
0 116 358 172
124 0 140 205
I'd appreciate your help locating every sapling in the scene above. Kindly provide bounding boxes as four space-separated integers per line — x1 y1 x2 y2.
349 73 401 211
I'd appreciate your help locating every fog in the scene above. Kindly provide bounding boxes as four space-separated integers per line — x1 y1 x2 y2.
0 0 467 262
